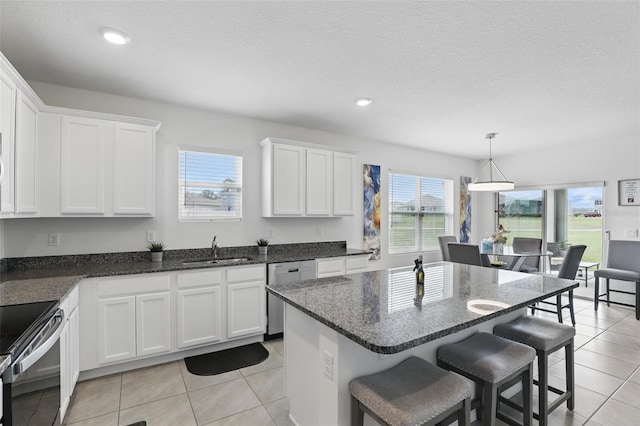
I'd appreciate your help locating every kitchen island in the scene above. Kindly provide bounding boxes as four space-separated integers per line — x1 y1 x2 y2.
267 261 579 425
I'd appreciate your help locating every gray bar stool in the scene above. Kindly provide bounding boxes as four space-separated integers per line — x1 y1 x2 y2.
594 240 640 320
437 332 536 426
494 316 575 426
349 356 473 426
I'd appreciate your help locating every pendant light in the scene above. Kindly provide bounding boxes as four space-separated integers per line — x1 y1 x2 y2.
468 133 515 191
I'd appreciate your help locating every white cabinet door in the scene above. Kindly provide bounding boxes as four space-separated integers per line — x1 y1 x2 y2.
333 152 356 216
316 257 346 278
227 282 265 339
306 148 332 216
14 90 38 213
98 296 136 364
136 292 172 357
176 286 222 349
0 72 16 213
59 318 70 420
113 122 155 215
345 255 369 273
272 144 305 216
60 115 106 214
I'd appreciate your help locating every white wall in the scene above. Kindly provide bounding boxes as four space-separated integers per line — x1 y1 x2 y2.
3 81 478 270
474 135 640 254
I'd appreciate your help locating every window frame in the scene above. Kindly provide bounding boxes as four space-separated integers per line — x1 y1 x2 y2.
388 170 454 255
177 145 243 222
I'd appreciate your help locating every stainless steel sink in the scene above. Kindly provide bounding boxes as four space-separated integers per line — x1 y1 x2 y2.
181 257 251 266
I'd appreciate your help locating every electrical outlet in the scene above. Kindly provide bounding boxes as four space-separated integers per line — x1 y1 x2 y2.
48 233 60 247
323 350 334 380
316 227 322 237
624 228 639 237
146 231 156 243
264 228 273 238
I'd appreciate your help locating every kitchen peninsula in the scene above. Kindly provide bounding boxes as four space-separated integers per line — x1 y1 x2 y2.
267 261 579 425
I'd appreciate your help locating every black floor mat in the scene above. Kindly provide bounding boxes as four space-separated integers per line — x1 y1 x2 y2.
184 342 269 376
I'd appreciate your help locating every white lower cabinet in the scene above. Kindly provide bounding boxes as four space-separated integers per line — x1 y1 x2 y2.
60 285 79 422
176 269 223 349
316 255 370 278
80 265 266 371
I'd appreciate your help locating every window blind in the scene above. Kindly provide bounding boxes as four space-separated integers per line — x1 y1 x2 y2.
178 149 242 220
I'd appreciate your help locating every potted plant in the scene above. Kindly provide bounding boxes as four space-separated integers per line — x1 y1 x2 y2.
257 238 269 255
147 242 165 262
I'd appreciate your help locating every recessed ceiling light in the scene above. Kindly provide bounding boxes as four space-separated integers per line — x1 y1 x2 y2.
355 97 373 107
99 27 130 45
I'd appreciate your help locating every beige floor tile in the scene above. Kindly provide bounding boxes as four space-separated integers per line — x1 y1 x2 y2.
264 339 285 358
574 323 607 338
239 346 284 377
179 358 243 392
203 406 276 426
550 363 623 397
120 361 186 409
189 377 262 425
64 374 122 424
591 398 640 426
566 384 608 420
609 318 640 338
581 339 640 365
245 366 285 405
119 393 197 426
629 368 640 385
574 348 638 380
576 304 632 321
612 380 640 408
573 333 593 349
573 314 616 330
264 398 294 426
64 411 119 426
544 407 589 426
596 329 640 351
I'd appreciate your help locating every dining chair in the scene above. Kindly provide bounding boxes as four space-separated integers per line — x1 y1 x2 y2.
438 235 457 261
530 245 586 325
513 237 543 273
547 242 564 272
594 240 640 320
448 243 484 267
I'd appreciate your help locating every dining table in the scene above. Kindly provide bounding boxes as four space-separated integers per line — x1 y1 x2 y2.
481 245 553 272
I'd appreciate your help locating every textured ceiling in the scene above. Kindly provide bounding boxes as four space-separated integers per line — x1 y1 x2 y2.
0 1 638 159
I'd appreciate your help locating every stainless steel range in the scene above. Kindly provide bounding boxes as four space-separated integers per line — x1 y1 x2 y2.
1 300 65 426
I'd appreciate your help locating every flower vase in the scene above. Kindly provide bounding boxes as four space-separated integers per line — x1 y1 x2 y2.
493 243 504 255
258 246 268 255
151 251 163 262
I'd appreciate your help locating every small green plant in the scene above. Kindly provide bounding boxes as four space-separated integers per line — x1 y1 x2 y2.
256 238 269 247
147 242 165 252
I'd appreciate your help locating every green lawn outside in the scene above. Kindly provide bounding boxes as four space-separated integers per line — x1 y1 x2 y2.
498 215 602 263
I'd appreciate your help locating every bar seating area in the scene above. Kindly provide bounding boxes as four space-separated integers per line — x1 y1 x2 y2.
594 240 640 320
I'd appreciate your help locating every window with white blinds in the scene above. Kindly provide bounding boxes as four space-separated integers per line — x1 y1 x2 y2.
389 172 454 254
178 148 242 220
387 266 453 312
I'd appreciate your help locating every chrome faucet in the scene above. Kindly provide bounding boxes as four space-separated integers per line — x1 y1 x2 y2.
211 235 219 259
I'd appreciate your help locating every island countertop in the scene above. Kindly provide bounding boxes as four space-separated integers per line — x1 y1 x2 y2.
267 261 579 354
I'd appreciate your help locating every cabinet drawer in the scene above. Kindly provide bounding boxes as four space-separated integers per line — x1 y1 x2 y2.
226 265 265 283
345 256 369 273
316 258 345 276
177 269 222 288
97 274 171 296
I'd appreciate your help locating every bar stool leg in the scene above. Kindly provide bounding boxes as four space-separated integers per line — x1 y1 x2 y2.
606 278 611 306
538 353 548 426
595 276 600 311
482 383 498 426
458 398 471 426
351 395 364 426
566 340 575 410
523 365 533 426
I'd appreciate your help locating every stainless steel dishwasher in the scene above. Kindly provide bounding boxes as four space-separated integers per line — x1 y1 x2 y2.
266 260 316 339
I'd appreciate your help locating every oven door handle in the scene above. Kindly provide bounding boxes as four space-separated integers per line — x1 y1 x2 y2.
13 308 65 375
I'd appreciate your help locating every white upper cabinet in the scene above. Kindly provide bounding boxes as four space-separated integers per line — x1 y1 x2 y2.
0 70 16 213
0 54 40 217
113 122 155 215
59 115 157 217
261 137 356 217
60 115 106 214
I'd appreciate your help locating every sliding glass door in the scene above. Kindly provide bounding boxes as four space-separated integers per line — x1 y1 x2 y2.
497 190 544 241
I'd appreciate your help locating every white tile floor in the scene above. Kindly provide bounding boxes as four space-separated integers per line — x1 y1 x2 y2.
63 295 640 426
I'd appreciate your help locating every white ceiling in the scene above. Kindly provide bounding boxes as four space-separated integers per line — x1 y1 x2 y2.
0 1 638 159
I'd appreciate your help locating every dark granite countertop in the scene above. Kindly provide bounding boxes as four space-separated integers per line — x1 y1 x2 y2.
0 241 369 306
267 261 579 354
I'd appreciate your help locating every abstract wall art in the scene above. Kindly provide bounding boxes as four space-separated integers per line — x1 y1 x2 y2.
363 164 381 260
460 176 472 243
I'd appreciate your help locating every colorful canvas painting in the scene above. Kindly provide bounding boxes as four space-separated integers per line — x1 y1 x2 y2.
363 164 381 260
460 176 472 243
